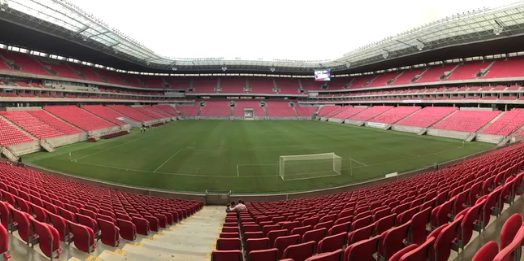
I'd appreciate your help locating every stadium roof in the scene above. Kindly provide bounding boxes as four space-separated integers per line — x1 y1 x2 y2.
2 0 524 74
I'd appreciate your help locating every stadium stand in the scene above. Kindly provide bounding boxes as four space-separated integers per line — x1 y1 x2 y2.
301 80 325 91
44 106 116 131
248 78 276 94
443 62 488 81
154 105 179 116
395 107 458 128
389 68 427 85
276 79 301 94
233 101 265 117
177 104 200 117
217 142 524 261
366 72 402 87
0 111 67 139
192 78 218 93
38 59 80 79
331 107 367 120
67 63 105 83
431 110 501 132
415 64 457 83
139 76 165 89
148 105 172 118
322 106 346 118
317 106 339 117
347 75 376 89
370 106 421 124
265 101 296 117
220 78 246 93
0 50 50 76
480 108 524 136
0 117 35 146
200 101 232 117
482 58 524 78
327 78 352 90
27 110 83 135
82 105 126 126
347 106 393 121
294 103 317 117
107 105 155 122
132 106 167 119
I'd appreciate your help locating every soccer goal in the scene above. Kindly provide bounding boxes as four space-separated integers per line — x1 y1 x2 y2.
279 153 342 181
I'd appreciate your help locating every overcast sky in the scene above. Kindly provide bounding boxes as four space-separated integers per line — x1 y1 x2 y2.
70 0 518 61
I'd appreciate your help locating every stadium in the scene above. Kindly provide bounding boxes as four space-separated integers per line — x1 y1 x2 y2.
2 0 524 260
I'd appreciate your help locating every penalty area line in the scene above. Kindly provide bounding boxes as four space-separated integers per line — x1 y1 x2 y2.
154 149 183 173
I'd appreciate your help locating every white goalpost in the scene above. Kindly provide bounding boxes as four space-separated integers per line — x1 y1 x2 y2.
279 152 342 181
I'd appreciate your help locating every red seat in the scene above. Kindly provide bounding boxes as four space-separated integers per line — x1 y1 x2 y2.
314 220 334 230
247 248 278 261
281 221 299 233
348 223 374 245
500 214 522 249
302 228 327 245
398 237 435 261
268 229 288 247
351 216 372 231
59 208 75 222
246 238 269 254
0 224 10 260
283 241 316 261
132 217 150 236
263 224 280 237
344 235 380 261
48 213 69 242
29 203 48 223
317 232 347 253
409 207 431 245
32 219 61 259
378 221 411 260
375 214 396 236
305 249 343 261
328 221 350 236
432 215 463 261
275 234 300 259
389 244 418 261
455 199 485 249
216 238 241 250
244 231 264 242
10 206 34 245
99 219 120 247
117 219 136 241
472 241 498 261
68 221 96 253
211 250 242 261
143 216 159 232
77 213 99 236
431 199 453 229
0 202 12 230
494 227 524 261
291 225 311 238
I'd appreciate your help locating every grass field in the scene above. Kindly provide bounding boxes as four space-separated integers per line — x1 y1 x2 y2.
23 120 495 193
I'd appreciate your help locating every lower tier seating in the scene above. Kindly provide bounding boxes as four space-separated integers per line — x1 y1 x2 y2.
0 111 66 139
294 103 317 117
395 107 458 128
481 108 524 136
233 101 265 117
201 101 231 117
132 106 167 119
347 106 393 121
432 110 501 132
0 118 34 147
370 106 421 124
177 104 199 117
331 107 367 120
265 101 296 117
27 110 83 135
44 106 116 131
216 143 524 261
107 105 155 122
82 105 126 126
154 105 179 116
317 106 339 117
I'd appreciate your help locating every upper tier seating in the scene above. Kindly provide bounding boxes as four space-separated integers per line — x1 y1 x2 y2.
233 101 265 117
132 106 167 119
0 50 50 76
192 78 218 93
154 105 179 116
415 64 457 83
331 107 367 119
220 78 246 93
27 110 83 135
90 68 126 85
44 106 115 131
327 78 352 90
317 106 339 117
395 107 458 128
482 58 524 79
177 104 200 117
38 59 80 79
366 72 402 88
389 68 427 85
481 108 524 136
248 78 275 94
276 79 301 94
301 80 325 91
201 101 231 117
225 142 524 261
294 103 317 117
347 75 376 89
444 62 488 81
163 78 192 89
81 105 126 126
0 111 66 139
348 106 393 121
107 105 155 122
370 106 421 124
0 117 34 146
265 101 296 117
139 76 164 89
117 74 143 88
67 63 104 83
432 110 501 132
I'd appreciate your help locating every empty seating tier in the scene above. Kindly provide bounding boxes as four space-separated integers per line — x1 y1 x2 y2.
444 62 488 81
389 68 427 85
294 102 318 117
27 110 83 135
192 78 218 93
81 105 126 126
370 106 421 124
201 101 232 117
481 108 524 136
432 110 501 132
132 106 167 119
233 101 265 117
44 106 115 131
276 79 301 94
154 105 179 116
482 58 524 79
0 117 34 146
366 72 401 88
265 101 296 117
331 107 367 119
347 106 393 121
415 64 457 83
395 107 458 128
107 105 155 122
0 111 67 139
317 106 339 117
248 78 276 94
177 104 200 117
220 78 246 93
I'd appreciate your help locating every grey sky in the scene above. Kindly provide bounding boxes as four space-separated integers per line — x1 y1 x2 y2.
70 0 518 61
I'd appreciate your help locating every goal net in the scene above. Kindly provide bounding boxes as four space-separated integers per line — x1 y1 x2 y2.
279 153 342 181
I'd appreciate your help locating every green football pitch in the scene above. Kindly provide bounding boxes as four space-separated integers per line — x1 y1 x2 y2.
23 121 495 193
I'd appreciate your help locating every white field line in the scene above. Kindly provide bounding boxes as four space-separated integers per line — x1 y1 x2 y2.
154 149 183 173
350 158 368 166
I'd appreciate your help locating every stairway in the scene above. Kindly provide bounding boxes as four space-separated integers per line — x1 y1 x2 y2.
477 111 505 133
427 110 459 128
96 206 225 261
